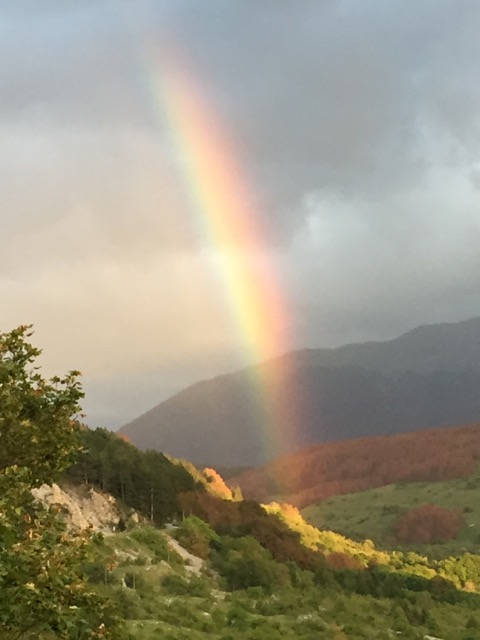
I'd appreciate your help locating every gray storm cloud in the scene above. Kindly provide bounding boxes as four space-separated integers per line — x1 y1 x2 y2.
1 0 480 427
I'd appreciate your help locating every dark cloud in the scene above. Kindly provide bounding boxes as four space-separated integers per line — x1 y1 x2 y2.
140 0 480 235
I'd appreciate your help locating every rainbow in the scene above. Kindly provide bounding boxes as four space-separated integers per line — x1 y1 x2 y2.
144 42 299 465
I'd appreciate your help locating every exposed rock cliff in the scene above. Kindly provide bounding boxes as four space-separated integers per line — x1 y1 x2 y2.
32 482 122 532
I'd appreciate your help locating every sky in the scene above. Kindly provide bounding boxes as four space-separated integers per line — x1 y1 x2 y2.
2 0 480 428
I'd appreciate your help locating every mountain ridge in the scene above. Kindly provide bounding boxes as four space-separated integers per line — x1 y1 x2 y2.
119 316 480 466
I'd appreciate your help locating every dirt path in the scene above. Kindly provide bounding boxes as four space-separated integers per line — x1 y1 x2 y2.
166 536 204 575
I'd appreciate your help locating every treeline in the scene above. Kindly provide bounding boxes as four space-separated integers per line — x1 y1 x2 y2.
233 423 480 507
65 428 199 524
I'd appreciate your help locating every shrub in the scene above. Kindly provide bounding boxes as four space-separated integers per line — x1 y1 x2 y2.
175 515 219 559
392 504 464 544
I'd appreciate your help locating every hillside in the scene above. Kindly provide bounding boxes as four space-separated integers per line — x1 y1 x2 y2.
231 422 480 507
24 422 480 640
88 520 480 640
302 470 480 558
59 430 480 639
119 317 480 466
10 326 480 640
294 316 480 375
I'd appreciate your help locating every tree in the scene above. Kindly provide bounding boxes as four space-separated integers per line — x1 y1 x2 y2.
0 326 121 639
175 515 219 559
392 504 464 544
0 325 83 486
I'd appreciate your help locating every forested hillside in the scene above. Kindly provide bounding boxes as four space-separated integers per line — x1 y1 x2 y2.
232 422 480 506
65 428 199 525
64 427 242 528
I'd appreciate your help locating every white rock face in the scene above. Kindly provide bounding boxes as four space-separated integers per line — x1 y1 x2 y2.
32 483 120 532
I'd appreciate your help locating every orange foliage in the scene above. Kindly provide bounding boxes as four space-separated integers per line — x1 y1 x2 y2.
232 423 480 507
326 552 363 570
392 504 464 544
202 468 233 500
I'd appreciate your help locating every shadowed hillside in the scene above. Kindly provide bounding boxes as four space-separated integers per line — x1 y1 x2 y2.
232 422 480 507
294 316 480 375
119 317 480 466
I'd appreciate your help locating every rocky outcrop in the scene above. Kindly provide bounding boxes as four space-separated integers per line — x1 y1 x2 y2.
32 483 121 532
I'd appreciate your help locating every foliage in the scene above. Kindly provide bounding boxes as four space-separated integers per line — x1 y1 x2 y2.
211 535 291 592
174 515 219 559
202 467 234 499
0 325 83 486
302 472 480 556
178 491 328 572
66 427 198 524
129 526 172 562
234 423 480 507
393 503 464 544
161 573 211 598
0 326 121 639
103 528 480 640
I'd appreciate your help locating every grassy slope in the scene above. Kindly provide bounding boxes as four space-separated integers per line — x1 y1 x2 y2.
302 469 480 557
86 521 480 640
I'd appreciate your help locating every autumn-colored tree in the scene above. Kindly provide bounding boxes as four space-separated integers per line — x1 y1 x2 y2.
202 467 233 499
325 552 363 570
393 503 464 544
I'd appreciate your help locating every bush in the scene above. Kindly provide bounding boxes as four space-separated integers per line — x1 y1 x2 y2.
392 504 464 544
175 515 219 559
130 527 170 560
211 535 291 592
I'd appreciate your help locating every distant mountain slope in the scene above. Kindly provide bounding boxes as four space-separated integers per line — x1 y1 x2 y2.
233 422 480 507
119 316 480 466
293 316 480 375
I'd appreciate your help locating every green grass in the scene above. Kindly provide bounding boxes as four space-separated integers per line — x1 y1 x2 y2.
302 469 480 557
85 521 480 640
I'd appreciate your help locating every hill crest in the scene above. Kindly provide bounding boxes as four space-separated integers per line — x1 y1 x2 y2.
119 316 480 466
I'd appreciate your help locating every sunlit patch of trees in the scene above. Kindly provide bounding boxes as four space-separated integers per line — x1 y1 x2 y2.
201 467 243 501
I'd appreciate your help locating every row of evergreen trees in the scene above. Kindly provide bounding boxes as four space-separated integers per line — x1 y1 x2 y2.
65 428 199 525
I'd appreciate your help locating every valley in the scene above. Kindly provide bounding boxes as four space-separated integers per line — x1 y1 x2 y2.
59 427 480 639
4 324 480 639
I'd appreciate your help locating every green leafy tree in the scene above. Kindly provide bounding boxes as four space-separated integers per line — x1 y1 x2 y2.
0 326 121 639
175 515 219 559
0 325 83 486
